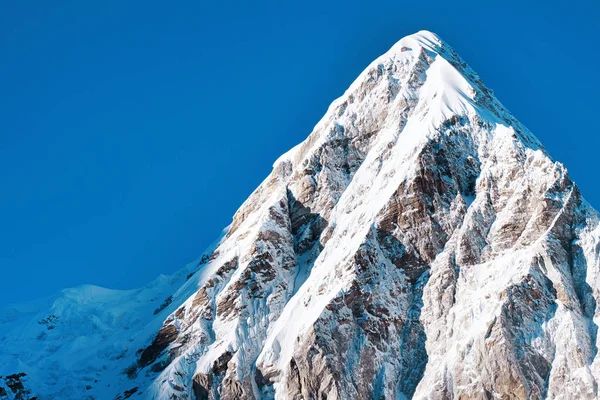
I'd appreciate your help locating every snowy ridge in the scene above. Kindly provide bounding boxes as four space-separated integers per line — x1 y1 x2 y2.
2 30 600 400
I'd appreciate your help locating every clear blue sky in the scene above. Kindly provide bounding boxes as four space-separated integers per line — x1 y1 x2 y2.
1 0 598 305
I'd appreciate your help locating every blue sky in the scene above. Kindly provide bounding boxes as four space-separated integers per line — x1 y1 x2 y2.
1 0 598 305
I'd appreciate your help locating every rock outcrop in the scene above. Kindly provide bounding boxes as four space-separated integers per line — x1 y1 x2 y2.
2 30 600 400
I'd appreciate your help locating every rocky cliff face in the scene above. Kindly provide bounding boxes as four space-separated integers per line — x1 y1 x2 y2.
2 30 600 400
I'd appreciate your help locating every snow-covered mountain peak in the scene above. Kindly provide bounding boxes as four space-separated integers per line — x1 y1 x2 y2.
2 31 600 400
390 29 444 53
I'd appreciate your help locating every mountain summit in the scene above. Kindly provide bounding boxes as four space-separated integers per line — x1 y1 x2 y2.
2 30 600 400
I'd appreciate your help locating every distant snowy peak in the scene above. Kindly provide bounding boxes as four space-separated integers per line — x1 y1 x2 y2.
2 30 600 400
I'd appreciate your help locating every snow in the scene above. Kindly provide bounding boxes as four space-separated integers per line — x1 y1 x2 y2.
272 142 302 168
2 29 600 399
0 233 227 399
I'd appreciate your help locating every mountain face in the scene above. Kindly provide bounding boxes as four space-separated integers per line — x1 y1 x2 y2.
2 30 600 400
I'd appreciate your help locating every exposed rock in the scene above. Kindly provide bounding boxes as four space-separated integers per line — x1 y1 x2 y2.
0 373 35 400
153 295 173 315
2 30 600 400
137 324 179 368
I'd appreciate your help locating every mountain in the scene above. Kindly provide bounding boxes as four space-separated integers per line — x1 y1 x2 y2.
2 30 600 400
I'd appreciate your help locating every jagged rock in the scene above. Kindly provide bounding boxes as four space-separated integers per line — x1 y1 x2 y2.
2 30 600 400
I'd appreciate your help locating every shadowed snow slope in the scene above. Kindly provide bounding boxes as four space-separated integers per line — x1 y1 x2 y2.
2 30 600 400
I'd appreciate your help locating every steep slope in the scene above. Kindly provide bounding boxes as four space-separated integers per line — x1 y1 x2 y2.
2 30 600 400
